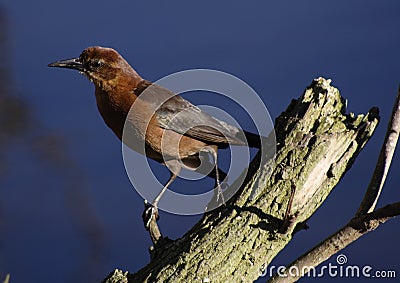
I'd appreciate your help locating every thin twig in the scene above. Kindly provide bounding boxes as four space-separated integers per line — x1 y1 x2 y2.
267 201 400 283
279 183 297 234
356 88 400 216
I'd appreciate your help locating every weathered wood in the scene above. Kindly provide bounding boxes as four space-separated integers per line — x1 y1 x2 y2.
103 77 379 283
268 201 400 283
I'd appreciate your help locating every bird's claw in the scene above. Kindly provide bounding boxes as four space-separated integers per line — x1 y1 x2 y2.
142 200 159 230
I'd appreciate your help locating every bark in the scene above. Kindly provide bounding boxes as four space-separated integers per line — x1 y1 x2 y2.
103 77 379 283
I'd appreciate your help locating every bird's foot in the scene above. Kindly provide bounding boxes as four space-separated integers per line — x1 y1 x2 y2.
142 200 159 230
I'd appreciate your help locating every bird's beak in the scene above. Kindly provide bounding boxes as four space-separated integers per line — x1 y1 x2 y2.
48 58 84 71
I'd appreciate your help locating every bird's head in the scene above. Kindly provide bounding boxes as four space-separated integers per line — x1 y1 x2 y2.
49 46 141 91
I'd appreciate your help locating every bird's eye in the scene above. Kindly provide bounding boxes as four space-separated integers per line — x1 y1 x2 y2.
90 60 102 69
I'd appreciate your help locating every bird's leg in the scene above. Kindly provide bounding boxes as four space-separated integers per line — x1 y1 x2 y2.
192 151 228 182
213 161 225 204
206 145 225 205
143 167 180 230
205 164 228 183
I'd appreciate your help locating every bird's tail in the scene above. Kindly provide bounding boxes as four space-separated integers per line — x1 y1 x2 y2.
243 130 272 149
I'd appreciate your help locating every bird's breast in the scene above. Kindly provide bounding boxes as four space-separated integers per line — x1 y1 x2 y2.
94 87 209 162
94 87 132 140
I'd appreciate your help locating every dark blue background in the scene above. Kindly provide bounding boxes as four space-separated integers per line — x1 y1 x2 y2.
1 1 399 282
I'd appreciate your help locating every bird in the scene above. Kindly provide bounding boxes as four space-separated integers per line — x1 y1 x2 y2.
48 46 263 228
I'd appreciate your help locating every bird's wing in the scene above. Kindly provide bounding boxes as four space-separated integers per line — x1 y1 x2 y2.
134 80 246 145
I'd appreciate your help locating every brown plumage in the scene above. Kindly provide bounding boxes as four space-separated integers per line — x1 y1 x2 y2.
49 46 262 227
